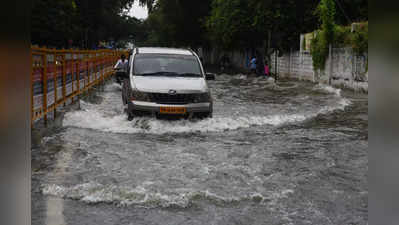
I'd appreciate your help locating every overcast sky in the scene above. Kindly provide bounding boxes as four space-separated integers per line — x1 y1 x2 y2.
128 1 148 19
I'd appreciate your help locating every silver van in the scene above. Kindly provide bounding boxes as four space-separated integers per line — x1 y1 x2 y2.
122 47 215 120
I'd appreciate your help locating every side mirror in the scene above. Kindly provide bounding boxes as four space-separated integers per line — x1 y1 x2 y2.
205 73 216 80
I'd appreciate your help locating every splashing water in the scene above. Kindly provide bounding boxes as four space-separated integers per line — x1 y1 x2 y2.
314 84 342 97
33 76 367 225
63 82 350 134
42 182 294 208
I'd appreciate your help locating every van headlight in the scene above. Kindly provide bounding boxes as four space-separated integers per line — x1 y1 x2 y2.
193 92 211 103
131 90 151 102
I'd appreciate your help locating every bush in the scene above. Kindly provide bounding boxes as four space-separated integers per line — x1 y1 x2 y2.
351 22 368 56
334 22 368 55
310 0 335 71
310 30 329 70
334 25 352 47
311 22 368 71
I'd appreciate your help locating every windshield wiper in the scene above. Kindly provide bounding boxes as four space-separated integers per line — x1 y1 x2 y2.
135 72 201 77
136 72 178 76
176 73 202 77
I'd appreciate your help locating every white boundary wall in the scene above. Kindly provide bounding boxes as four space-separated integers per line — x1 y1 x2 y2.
201 47 368 92
271 48 368 92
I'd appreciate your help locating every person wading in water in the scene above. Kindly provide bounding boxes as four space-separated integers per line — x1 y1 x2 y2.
249 56 257 75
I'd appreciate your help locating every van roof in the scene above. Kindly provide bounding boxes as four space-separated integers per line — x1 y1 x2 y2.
137 47 193 55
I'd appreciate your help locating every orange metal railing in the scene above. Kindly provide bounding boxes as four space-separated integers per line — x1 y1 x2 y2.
31 47 126 124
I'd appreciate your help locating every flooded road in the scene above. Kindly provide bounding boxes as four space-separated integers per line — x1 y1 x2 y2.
32 74 368 225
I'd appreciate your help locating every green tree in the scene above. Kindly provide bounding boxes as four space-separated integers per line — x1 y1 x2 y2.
334 0 368 25
206 0 319 52
206 0 255 50
31 0 78 48
31 0 153 48
144 0 212 48
310 0 336 70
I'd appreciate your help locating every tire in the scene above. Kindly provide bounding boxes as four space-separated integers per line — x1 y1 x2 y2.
127 113 134 121
122 91 126 105
122 79 130 105
127 102 135 121
208 103 213 118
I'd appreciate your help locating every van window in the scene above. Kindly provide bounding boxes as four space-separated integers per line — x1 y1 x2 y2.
134 54 202 77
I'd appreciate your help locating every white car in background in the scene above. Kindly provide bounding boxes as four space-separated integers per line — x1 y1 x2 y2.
122 47 215 120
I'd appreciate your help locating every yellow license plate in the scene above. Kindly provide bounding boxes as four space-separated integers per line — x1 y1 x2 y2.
160 107 187 114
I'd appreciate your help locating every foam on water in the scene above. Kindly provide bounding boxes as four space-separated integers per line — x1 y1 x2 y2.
63 98 350 134
63 107 309 134
42 182 294 208
314 84 342 97
63 82 351 134
104 82 122 92
62 80 351 135
318 98 351 114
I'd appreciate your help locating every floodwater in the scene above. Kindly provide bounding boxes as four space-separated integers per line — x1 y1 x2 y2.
32 74 368 225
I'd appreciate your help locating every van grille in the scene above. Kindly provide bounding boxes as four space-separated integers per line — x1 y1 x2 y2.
150 93 196 105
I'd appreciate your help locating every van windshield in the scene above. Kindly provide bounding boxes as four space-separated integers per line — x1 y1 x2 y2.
134 54 202 77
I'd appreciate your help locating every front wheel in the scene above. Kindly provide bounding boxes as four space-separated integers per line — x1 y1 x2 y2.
127 102 135 121
122 79 130 105
122 91 127 105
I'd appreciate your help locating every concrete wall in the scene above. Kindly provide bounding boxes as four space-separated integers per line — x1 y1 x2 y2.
201 48 250 70
271 48 368 92
201 47 368 92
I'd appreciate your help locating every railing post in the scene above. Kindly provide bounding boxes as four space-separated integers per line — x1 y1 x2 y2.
77 56 80 95
30 47 119 125
62 52 66 106
30 50 33 125
100 52 104 84
54 52 58 119
86 53 89 91
76 54 81 109
72 52 76 103
43 53 48 125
